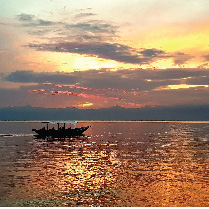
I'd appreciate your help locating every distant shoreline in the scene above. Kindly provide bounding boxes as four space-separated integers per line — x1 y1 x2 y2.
1 105 209 121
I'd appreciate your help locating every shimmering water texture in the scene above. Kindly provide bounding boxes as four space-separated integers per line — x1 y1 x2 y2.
0 121 208 207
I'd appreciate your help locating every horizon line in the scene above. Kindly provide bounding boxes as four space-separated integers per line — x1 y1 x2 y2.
1 120 209 123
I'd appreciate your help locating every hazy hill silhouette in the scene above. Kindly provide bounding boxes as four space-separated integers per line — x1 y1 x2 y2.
0 105 209 121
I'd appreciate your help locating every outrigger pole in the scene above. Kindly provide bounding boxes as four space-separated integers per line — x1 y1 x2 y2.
57 122 66 129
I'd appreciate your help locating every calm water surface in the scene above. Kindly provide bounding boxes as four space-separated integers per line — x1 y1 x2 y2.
0 121 208 206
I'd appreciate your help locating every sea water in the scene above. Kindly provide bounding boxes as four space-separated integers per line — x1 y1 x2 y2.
0 121 208 206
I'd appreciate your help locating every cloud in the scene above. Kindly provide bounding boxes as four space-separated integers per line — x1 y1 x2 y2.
17 13 61 27
63 20 119 42
28 29 52 36
4 70 77 84
16 12 118 42
139 48 166 58
139 50 193 65
28 88 124 101
2 68 209 108
28 42 167 64
184 76 209 85
74 13 97 19
143 86 209 106
0 51 7 54
203 54 209 61
16 13 169 65
4 68 209 91
173 52 193 65
17 13 117 35
65 20 117 34
17 13 35 22
0 85 85 108
16 13 192 66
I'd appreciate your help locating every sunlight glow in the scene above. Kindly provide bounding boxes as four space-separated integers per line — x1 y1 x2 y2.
76 102 94 108
155 84 209 90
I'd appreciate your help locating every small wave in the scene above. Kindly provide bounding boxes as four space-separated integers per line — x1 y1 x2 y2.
201 137 208 142
0 134 34 138
161 143 172 148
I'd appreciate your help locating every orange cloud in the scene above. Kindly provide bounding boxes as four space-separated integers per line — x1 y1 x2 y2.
0 51 7 54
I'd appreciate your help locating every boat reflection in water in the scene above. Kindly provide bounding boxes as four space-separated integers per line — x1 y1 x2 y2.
32 121 90 140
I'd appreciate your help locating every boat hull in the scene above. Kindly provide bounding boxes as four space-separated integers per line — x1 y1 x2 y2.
32 126 90 138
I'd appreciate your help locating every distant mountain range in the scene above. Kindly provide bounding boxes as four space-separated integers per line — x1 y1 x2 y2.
0 105 209 121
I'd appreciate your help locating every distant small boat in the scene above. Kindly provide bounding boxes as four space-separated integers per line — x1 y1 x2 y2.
32 121 90 139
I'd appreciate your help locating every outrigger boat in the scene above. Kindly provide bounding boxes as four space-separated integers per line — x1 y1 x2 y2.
32 121 90 139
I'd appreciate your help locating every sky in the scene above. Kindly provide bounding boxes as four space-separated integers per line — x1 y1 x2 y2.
1 0 209 109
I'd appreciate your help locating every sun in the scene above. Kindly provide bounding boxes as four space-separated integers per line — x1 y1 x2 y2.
76 102 94 108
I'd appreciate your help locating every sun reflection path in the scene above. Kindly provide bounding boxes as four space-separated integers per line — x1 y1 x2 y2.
27 139 126 207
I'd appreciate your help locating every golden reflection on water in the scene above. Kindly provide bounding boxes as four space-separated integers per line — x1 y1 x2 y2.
112 123 209 207
22 140 123 206
0 122 208 206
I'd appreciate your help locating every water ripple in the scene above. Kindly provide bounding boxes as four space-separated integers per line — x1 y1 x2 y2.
0 122 208 206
